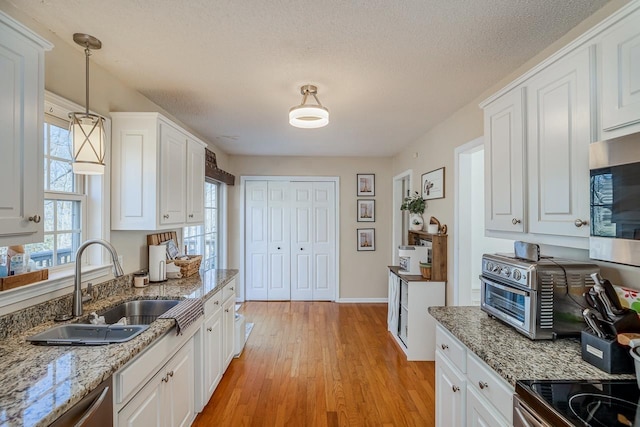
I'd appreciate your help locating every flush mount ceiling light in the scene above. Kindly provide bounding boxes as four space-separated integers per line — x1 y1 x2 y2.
289 84 329 129
69 33 106 175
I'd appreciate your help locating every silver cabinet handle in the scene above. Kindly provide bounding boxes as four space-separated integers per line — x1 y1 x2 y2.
452 385 460 392
478 381 488 390
163 214 169 219
441 344 448 350
207 327 213 332
512 218 521 225
29 215 41 223
162 375 169 383
168 370 174 377
574 219 588 227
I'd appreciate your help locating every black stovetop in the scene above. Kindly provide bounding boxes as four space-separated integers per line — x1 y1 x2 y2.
516 379 639 427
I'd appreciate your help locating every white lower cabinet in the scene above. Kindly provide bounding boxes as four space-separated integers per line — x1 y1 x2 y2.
202 295 223 405
435 325 513 427
118 337 195 427
222 293 236 370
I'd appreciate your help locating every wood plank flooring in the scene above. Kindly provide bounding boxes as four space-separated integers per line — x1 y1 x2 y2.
193 302 436 427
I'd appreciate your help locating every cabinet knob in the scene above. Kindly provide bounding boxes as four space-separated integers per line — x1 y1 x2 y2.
441 344 449 350
452 385 460 393
512 218 521 225
189 214 194 218
230 287 234 291
168 371 174 377
277 247 281 250
162 374 169 383
478 381 488 390
225 308 230 312
28 215 41 223
574 219 588 228
163 214 170 219
207 327 213 332
300 248 304 251
214 300 219 305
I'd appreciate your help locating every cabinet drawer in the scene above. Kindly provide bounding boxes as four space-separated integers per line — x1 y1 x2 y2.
204 292 223 317
466 352 514 423
436 325 466 373
223 279 236 301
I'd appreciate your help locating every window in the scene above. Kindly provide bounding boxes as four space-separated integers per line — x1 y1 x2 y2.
183 181 220 270
1 110 85 269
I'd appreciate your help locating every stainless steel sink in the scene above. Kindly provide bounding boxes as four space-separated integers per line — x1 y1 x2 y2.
27 324 148 346
97 299 180 325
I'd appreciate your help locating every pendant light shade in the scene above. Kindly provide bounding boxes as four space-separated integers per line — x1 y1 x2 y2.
69 33 106 175
289 85 329 128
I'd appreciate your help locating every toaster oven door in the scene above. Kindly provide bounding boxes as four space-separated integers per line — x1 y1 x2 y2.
481 276 535 339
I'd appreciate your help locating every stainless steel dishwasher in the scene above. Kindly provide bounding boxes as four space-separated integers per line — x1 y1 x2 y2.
50 376 113 427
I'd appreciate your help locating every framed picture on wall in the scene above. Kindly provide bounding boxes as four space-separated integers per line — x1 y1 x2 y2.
357 199 375 222
422 167 445 200
357 173 375 196
357 228 375 251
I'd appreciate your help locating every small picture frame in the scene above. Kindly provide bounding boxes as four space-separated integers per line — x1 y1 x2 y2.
357 228 375 251
357 173 375 197
357 199 375 222
422 167 445 200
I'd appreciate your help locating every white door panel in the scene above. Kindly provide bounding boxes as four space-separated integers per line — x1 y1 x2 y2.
245 181 268 300
267 181 290 300
311 182 335 301
291 182 313 300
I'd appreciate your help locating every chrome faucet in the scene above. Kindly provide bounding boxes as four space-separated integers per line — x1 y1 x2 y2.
73 239 124 317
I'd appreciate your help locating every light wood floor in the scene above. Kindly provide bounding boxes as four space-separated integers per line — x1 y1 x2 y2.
193 301 436 427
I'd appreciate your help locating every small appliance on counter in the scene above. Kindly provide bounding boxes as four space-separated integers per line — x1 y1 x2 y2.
480 242 599 340
398 245 429 275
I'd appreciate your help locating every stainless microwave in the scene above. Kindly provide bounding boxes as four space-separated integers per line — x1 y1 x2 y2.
589 133 640 266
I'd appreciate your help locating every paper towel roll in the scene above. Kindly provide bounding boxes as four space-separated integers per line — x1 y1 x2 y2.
149 245 166 282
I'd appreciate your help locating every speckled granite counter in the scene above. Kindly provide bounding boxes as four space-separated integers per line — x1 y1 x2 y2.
429 306 635 387
0 268 237 427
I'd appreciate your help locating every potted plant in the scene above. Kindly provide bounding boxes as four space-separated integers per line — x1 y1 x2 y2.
400 191 426 230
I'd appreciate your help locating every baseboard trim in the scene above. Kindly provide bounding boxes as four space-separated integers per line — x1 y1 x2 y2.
335 298 388 303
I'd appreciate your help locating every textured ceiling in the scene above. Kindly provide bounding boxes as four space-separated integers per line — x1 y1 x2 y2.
10 0 609 157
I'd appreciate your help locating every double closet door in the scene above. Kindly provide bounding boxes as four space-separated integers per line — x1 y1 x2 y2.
245 180 336 301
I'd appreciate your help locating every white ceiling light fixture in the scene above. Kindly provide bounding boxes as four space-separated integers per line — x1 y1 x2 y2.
69 33 106 175
289 84 329 129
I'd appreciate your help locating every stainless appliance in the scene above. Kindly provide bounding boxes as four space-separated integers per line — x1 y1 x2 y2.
50 376 113 426
590 132 640 266
514 379 639 427
480 254 599 340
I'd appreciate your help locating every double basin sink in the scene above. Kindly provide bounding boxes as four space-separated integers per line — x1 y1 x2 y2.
27 299 181 346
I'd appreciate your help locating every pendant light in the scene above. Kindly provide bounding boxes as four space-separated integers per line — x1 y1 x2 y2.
69 33 106 175
289 84 329 129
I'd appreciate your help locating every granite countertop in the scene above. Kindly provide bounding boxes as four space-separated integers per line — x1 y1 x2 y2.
429 306 636 387
0 268 238 427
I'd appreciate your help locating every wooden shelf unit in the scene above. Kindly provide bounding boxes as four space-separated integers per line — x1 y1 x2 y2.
407 231 447 282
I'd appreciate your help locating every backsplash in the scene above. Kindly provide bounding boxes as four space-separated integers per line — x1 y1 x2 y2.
0 273 133 340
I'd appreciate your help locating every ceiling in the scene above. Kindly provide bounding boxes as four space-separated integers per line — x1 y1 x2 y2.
11 0 609 157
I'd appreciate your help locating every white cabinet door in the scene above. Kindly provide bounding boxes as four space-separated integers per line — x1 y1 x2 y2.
118 370 164 427
203 309 223 402
435 351 466 427
467 386 510 427
290 182 313 301
484 88 526 232
165 340 195 427
526 47 592 237
159 123 187 226
186 139 205 224
245 181 268 300
222 296 235 370
267 181 291 300
0 14 50 244
310 182 336 301
601 9 640 137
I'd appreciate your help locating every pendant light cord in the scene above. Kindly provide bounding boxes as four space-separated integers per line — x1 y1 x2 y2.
84 46 91 116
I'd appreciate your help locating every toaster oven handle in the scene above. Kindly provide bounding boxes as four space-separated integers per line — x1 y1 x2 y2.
482 278 528 296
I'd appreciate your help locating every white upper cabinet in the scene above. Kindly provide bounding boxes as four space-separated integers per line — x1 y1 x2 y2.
526 46 593 238
600 7 640 138
483 88 526 233
111 112 206 230
0 12 52 244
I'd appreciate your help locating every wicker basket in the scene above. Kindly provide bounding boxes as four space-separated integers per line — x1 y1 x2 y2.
419 263 432 280
170 255 202 278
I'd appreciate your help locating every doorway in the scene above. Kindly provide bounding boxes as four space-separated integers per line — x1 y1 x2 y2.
454 138 513 305
392 170 412 265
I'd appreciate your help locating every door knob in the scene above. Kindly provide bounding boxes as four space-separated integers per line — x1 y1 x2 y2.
277 247 281 250
512 218 521 225
28 215 41 223
574 219 588 227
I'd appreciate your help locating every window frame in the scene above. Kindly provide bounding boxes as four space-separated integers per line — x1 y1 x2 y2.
0 92 112 314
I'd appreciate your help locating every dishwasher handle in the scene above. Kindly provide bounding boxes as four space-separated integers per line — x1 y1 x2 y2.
513 394 551 427
74 385 110 427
